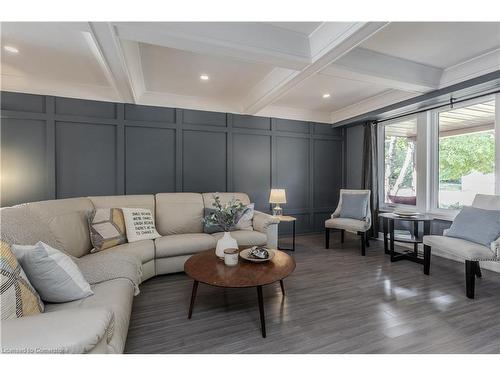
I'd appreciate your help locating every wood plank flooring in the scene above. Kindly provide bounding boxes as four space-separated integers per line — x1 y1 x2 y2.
124 233 500 353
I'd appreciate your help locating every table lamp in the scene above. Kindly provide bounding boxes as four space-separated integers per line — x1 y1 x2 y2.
269 189 286 216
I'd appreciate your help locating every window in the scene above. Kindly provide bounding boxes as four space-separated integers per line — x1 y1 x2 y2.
378 93 499 218
436 99 496 209
383 117 418 206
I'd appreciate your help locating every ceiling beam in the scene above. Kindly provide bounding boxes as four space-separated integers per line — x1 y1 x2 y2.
243 22 390 115
323 47 442 93
113 22 311 70
88 22 137 103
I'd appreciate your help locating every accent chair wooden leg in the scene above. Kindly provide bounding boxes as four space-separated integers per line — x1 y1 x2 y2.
475 262 482 278
465 260 476 299
365 232 370 247
423 245 431 275
340 229 345 243
358 231 366 256
325 228 330 249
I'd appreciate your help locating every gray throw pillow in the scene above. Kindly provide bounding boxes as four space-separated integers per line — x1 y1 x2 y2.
445 206 500 247
339 194 368 220
12 241 93 303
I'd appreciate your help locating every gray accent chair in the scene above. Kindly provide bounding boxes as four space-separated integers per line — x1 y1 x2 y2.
423 194 500 299
325 189 372 255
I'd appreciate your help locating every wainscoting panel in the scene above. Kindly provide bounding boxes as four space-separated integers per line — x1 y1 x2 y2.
313 139 342 209
55 122 117 198
0 119 48 206
276 136 310 210
125 126 176 194
232 133 271 211
1 91 344 234
182 130 227 192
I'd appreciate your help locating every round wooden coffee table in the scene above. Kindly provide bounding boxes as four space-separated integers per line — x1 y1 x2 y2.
184 248 296 338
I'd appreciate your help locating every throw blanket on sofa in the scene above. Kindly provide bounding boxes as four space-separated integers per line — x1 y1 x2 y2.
74 251 142 296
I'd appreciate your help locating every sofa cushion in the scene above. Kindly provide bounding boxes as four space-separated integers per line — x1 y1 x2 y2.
212 230 267 247
98 239 154 263
155 233 216 258
423 235 497 261
155 193 204 235
88 208 127 252
325 217 369 232
1 240 44 320
44 278 135 354
27 197 94 258
88 194 155 216
12 242 93 303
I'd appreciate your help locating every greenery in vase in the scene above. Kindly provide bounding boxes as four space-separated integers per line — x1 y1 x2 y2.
203 194 246 232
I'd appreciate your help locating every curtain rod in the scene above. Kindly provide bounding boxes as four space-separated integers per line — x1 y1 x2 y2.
376 88 500 125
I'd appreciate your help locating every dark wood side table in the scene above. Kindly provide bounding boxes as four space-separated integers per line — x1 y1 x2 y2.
277 215 296 251
184 248 296 338
379 213 433 274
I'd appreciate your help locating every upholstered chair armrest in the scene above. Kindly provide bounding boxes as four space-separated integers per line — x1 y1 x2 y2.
0 307 114 354
443 228 450 236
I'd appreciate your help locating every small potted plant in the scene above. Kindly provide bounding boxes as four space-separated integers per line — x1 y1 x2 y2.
204 195 245 258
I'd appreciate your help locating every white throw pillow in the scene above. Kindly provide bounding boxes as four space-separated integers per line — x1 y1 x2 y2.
236 203 255 231
121 207 161 242
12 242 93 303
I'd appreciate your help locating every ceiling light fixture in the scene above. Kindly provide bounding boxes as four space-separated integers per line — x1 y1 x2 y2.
322 93 331 99
200 74 209 81
4 45 19 54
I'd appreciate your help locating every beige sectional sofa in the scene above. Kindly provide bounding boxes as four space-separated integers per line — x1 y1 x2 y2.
0 192 278 354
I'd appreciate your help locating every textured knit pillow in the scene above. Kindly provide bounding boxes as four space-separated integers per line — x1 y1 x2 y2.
121 208 161 243
12 242 93 303
235 203 255 231
1 240 44 320
88 208 127 252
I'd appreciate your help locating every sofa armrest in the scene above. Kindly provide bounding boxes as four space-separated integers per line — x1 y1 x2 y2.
253 211 279 249
253 211 279 232
1 307 113 354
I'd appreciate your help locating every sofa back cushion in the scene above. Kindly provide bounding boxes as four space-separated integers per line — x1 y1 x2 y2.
26 198 94 258
155 193 204 235
89 195 155 216
202 192 251 209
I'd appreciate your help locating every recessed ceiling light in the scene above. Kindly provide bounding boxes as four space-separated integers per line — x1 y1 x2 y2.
322 93 331 99
4 45 19 54
200 74 209 81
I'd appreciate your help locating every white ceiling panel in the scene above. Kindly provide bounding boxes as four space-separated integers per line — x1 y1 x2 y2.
273 73 389 112
361 22 500 68
139 43 273 103
1 22 110 87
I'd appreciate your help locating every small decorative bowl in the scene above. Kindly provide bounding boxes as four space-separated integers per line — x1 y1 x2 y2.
239 248 275 263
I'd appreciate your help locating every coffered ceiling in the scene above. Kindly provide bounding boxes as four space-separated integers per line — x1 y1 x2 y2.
1 22 499 124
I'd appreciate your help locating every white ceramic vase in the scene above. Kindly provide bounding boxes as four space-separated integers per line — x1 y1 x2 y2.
215 232 238 259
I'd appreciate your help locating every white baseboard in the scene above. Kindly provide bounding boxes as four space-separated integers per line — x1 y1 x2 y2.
376 232 500 274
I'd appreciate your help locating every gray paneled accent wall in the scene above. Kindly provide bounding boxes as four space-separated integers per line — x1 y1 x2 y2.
1 91 344 234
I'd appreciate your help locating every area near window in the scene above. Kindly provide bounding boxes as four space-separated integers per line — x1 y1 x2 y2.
379 93 499 218
437 99 496 209
383 117 417 206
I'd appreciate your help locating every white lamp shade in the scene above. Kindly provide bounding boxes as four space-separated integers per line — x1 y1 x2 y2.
269 189 286 204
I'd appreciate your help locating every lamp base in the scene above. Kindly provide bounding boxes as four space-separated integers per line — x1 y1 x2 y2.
272 204 283 216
